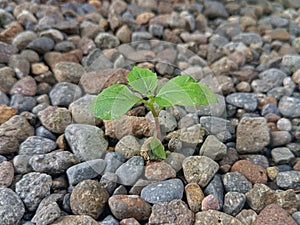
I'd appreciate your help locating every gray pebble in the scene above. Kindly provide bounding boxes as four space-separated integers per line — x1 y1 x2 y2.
27 37 55 54
19 136 57 155
165 152 185 172
13 155 32 174
132 31 152 42
223 192 246 216
12 31 37 50
104 152 126 173
53 61 85 83
282 55 300 73
0 188 25 225
226 93 257 111
204 174 224 210
203 1 228 19
141 178 184 204
276 171 300 190
271 147 295 164
100 215 119 225
199 135 227 161
10 94 36 112
35 126 56 140
115 156 144 186
15 172 52 211
287 143 300 157
67 159 106 185
258 68 287 89
65 124 108 161
94 32 120 49
278 96 300 117
54 40 76 52
29 151 79 174
8 55 30 79
0 91 9 105
232 32 263 46
222 172 252 194
99 172 118 195
146 110 177 134
49 82 82 107
115 135 141 159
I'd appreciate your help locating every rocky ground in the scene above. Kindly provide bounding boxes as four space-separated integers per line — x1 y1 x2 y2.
0 0 300 224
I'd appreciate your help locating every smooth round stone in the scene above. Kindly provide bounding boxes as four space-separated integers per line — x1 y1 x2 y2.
115 156 144 186
165 152 185 172
94 32 120 49
270 131 292 147
70 180 109 219
141 178 184 204
27 37 55 54
223 192 246 216
144 161 176 181
183 156 219 188
261 104 280 116
65 124 108 161
13 155 32 174
20 50 40 63
236 209 258 225
108 195 151 221
100 215 119 225
51 215 98 225
66 159 106 185
185 183 204 212
282 55 300 73
49 82 82 107
115 135 141 159
222 172 252 194
258 68 287 88
0 161 14 188
271 147 295 164
10 76 37 96
10 94 36 112
203 1 228 19
15 172 52 211
19 136 57 155
0 91 9 105
40 29 64 43
0 188 25 225
149 199 194 225
132 31 152 42
12 30 37 49
279 96 300 118
276 171 300 190
201 194 219 211
8 55 30 78
29 151 79 174
104 152 125 173
54 61 85 83
38 106 72 134
54 41 76 52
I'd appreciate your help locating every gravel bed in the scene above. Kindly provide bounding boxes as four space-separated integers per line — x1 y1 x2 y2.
0 0 300 224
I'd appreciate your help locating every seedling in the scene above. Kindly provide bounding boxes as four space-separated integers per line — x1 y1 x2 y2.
89 66 218 160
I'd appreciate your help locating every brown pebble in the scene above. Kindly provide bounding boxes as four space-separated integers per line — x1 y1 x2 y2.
31 63 49 75
136 12 155 24
0 105 18 124
253 204 297 225
145 161 176 181
201 194 219 211
231 160 267 184
56 134 67 150
10 76 37 96
266 29 291 41
185 183 204 212
120 218 141 225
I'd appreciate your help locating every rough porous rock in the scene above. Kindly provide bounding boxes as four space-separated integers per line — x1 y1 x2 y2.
108 195 152 220
0 105 17 124
51 215 99 225
199 135 227 160
65 124 108 161
115 134 141 159
0 161 14 188
149 199 194 225
70 180 109 219
144 161 176 181
15 172 52 211
18 136 57 155
236 117 270 153
38 106 72 134
53 61 85 83
0 188 25 225
183 156 219 187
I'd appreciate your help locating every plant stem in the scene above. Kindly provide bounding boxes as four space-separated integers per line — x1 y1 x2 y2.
142 98 162 141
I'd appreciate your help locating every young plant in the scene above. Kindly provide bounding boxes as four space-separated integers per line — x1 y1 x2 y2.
89 66 218 160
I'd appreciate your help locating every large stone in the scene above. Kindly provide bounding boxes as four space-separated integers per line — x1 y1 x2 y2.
278 96 300 118
236 117 270 154
194 210 243 225
65 124 108 161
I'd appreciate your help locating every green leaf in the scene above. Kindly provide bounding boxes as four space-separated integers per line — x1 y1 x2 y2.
155 75 218 107
89 84 141 120
148 137 166 160
127 66 158 96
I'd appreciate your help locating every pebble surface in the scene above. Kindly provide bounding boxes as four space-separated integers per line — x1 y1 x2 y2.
0 0 299 224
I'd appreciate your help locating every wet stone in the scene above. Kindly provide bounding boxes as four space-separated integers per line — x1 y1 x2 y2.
0 161 14 188
10 94 36 113
109 195 152 221
38 106 72 134
19 136 57 155
115 156 144 186
29 151 79 174
65 124 108 161
183 156 219 188
49 82 82 107
67 159 106 185
70 180 109 219
141 178 184 204
223 172 252 194
149 200 194 225
0 188 25 225
15 172 52 211
223 192 246 216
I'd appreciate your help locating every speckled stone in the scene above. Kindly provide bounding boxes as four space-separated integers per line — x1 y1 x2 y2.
49 82 82 107
276 171 300 190
236 209 257 225
144 161 176 181
149 199 194 225
271 147 295 164
115 135 141 159
19 136 57 155
10 76 37 96
0 104 18 124
199 135 227 161
15 172 52 211
183 156 219 187
0 161 14 188
201 194 220 211
51 215 98 225
253 204 297 225
70 180 109 219
185 183 204 212
38 106 72 134
10 94 36 112
108 195 151 220
53 61 85 83
194 210 243 225
223 172 252 194
223 192 246 216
